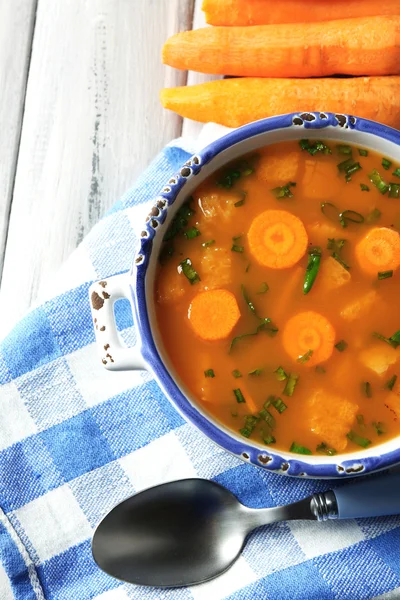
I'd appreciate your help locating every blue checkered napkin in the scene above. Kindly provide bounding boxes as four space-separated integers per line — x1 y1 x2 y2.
1 129 400 600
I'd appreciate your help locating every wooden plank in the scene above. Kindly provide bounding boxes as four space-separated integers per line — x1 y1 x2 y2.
0 0 194 338
182 0 222 140
0 0 37 277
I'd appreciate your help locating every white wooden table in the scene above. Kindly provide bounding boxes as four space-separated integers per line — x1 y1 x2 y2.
0 0 212 340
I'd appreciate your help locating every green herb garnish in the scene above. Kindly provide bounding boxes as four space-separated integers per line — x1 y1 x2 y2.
283 373 299 397
204 369 215 378
321 202 340 223
179 258 200 285
385 374 397 390
366 208 382 224
232 369 242 379
159 244 175 264
382 158 392 171
332 252 350 271
271 397 287 414
202 239 215 248
361 382 372 398
184 226 201 240
337 144 353 156
360 184 370 192
231 244 244 253
229 321 276 353
373 421 386 435
290 442 312 455
358 148 368 157
297 349 313 364
248 368 263 376
335 340 348 352
234 192 247 208
389 184 400 199
217 168 241 189
231 411 238 418
257 282 269 294
271 181 296 199
299 139 332 156
315 365 326 374
373 330 400 349
259 407 276 429
369 169 390 194
232 234 243 241
303 247 321 295
378 270 393 280
339 210 364 228
274 366 288 381
337 158 362 180
316 442 337 456
327 238 346 252
245 263 251 273
393 168 400 178
163 199 195 241
356 414 365 427
234 388 246 403
347 430 371 448
261 430 276 445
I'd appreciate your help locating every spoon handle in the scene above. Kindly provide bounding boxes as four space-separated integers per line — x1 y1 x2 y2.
311 472 400 521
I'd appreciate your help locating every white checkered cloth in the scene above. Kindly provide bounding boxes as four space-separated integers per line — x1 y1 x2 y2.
1 125 400 600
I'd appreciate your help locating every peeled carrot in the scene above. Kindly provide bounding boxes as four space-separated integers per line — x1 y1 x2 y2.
282 311 336 367
355 227 400 276
189 289 240 340
247 210 308 270
162 17 400 78
160 77 400 130
202 0 400 26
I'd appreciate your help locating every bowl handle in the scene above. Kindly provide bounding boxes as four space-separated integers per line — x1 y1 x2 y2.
89 274 146 371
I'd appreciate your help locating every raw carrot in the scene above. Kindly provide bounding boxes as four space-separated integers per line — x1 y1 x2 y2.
247 210 308 269
202 0 400 26
189 289 241 340
162 17 400 78
355 227 400 276
282 311 336 367
160 77 400 130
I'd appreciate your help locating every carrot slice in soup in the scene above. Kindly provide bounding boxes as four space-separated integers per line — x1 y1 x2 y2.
282 311 336 367
189 289 240 341
355 227 400 275
247 210 308 269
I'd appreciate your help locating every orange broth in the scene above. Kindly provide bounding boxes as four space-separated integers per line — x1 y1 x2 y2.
155 140 400 456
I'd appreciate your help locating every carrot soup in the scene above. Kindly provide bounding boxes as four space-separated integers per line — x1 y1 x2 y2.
155 140 400 456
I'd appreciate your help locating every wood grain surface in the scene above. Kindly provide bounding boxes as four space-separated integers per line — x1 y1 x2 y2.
0 0 196 339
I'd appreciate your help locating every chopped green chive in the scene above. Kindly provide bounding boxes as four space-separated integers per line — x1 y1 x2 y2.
259 407 276 429
274 366 288 381
163 199 195 241
337 144 353 156
316 442 337 456
179 258 200 285
393 168 400 178
315 365 326 374
245 263 251 273
382 158 392 170
271 181 296 199
232 234 243 241
184 226 201 240
358 148 368 157
232 369 242 379
217 168 241 189
369 169 390 194
327 238 346 252
248 368 263 376
337 158 362 180
356 414 365 427
299 139 332 156
271 396 287 414
385 374 397 390
283 373 299 397
231 244 244 253
360 183 370 192
234 388 246 403
290 442 312 455
321 202 340 223
261 430 276 445
347 430 371 448
297 349 313 364
204 369 215 378
373 330 400 349
257 282 269 294
373 421 386 435
378 270 393 280
361 382 372 398
332 252 350 271
202 239 215 248
389 184 400 199
366 208 382 224
339 210 364 228
335 340 348 352
234 192 247 208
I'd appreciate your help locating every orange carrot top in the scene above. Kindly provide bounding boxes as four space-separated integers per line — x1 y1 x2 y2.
355 227 400 276
282 311 336 367
188 289 240 341
247 210 308 269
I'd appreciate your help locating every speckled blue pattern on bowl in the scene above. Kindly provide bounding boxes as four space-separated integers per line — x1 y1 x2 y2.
133 112 400 478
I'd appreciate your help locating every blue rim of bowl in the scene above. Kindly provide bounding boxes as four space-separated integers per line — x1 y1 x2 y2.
133 111 400 478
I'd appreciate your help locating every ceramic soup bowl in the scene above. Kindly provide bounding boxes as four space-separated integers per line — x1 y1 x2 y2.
89 112 400 479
